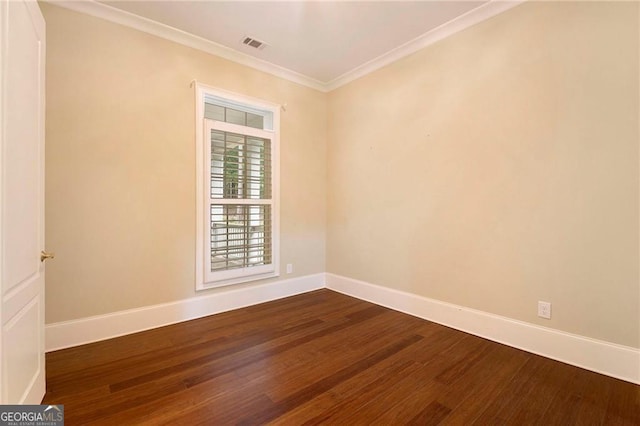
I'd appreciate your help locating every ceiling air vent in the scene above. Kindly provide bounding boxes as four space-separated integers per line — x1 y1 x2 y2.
241 36 267 50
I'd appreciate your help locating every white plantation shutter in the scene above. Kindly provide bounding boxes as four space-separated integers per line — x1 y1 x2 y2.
196 85 279 289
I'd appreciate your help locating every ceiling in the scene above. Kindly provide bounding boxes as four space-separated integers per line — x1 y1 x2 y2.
49 1 523 90
98 1 488 84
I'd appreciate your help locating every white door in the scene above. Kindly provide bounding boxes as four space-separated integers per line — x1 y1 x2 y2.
0 0 46 404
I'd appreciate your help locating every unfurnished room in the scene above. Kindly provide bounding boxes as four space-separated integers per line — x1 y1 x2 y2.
0 0 638 424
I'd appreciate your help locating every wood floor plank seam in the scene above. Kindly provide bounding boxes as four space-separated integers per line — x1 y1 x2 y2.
236 334 425 425
109 318 326 393
182 305 388 389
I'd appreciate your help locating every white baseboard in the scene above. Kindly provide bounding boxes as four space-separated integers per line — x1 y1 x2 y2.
46 271 639 385
326 273 640 385
45 273 325 352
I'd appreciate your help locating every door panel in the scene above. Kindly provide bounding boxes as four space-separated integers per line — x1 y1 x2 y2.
1 0 46 404
4 298 41 403
4 0 41 294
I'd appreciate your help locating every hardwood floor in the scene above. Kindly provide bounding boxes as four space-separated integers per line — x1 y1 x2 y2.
43 289 639 425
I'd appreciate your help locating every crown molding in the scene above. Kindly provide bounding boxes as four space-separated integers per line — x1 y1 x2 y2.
44 0 327 92
325 0 525 91
44 0 524 93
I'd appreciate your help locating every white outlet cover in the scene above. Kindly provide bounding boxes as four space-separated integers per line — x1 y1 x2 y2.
538 301 551 319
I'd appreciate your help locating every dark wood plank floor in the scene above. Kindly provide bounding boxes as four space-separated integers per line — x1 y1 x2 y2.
43 289 640 425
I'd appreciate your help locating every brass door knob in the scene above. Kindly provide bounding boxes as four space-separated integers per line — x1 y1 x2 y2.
40 251 55 262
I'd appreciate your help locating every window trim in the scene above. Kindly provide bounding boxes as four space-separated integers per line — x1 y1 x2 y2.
195 83 280 291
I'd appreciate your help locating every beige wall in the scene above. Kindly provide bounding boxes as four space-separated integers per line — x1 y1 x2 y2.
42 3 327 323
44 2 639 349
327 1 639 347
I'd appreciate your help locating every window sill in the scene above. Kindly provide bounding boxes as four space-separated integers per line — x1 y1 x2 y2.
196 271 280 291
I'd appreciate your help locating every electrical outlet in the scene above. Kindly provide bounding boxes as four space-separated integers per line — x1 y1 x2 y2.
538 301 551 319
286 264 293 274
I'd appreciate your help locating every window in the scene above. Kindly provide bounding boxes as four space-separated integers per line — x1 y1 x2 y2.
195 84 279 290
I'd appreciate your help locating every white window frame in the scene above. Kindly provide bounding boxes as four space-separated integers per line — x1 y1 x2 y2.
195 83 280 290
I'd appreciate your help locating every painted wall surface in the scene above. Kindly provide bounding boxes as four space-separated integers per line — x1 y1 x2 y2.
42 4 327 323
327 1 639 347
43 1 639 350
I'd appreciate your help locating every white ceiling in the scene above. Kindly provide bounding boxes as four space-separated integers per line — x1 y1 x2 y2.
98 0 487 84
51 1 522 90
